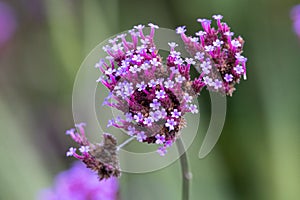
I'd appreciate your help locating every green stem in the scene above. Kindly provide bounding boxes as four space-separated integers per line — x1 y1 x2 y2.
176 138 192 200
116 136 135 151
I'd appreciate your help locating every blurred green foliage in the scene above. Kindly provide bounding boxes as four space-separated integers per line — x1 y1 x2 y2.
0 0 299 199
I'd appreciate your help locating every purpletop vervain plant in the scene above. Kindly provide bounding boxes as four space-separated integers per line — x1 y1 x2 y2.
96 23 204 156
38 161 119 200
176 15 247 96
66 15 248 187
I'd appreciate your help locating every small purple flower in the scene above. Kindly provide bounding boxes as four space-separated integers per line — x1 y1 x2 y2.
157 146 167 156
176 26 186 34
65 128 75 136
170 51 181 58
203 76 213 86
155 90 166 99
107 119 115 127
136 131 147 142
134 112 144 122
38 162 119 200
224 31 234 37
214 79 223 90
165 140 173 147
66 147 76 157
204 45 215 52
95 59 105 69
183 93 192 103
224 73 233 82
125 112 133 122
160 108 168 118
165 119 177 131
175 75 186 83
136 81 147 91
150 58 160 67
150 110 162 122
148 79 158 87
79 146 90 153
212 14 223 20
195 52 205 61
235 53 247 63
174 58 184 65
196 31 206 36
141 63 150 70
134 24 145 30
164 80 175 88
171 109 181 118
127 126 136 136
168 42 178 50
200 61 212 74
185 58 196 65
148 23 159 29
213 39 224 47
190 37 199 42
234 65 244 75
231 39 241 48
143 117 154 126
150 99 161 110
188 104 199 114
155 134 166 144
129 65 140 73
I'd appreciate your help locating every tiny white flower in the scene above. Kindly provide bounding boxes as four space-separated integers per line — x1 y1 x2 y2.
204 45 215 52
176 26 186 34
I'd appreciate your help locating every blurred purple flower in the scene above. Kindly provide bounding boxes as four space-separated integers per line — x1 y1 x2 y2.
38 162 119 200
0 2 17 47
291 4 300 37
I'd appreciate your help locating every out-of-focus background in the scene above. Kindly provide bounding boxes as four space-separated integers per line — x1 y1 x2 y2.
1 0 300 199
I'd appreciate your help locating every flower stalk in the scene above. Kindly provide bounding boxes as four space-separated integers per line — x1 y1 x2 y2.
176 137 192 200
116 136 135 151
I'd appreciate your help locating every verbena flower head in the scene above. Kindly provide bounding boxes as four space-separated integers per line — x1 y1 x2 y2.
96 23 202 156
38 161 119 200
66 123 121 180
176 15 248 96
291 4 300 38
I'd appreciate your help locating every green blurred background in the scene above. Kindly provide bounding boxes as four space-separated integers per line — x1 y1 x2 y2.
0 0 300 199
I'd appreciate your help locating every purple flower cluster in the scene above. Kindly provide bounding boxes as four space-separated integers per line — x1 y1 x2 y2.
176 15 247 96
96 23 203 156
38 162 119 200
66 15 248 180
66 123 121 180
291 5 300 38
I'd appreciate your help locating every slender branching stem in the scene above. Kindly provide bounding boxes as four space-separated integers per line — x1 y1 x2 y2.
176 138 192 200
116 136 135 151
